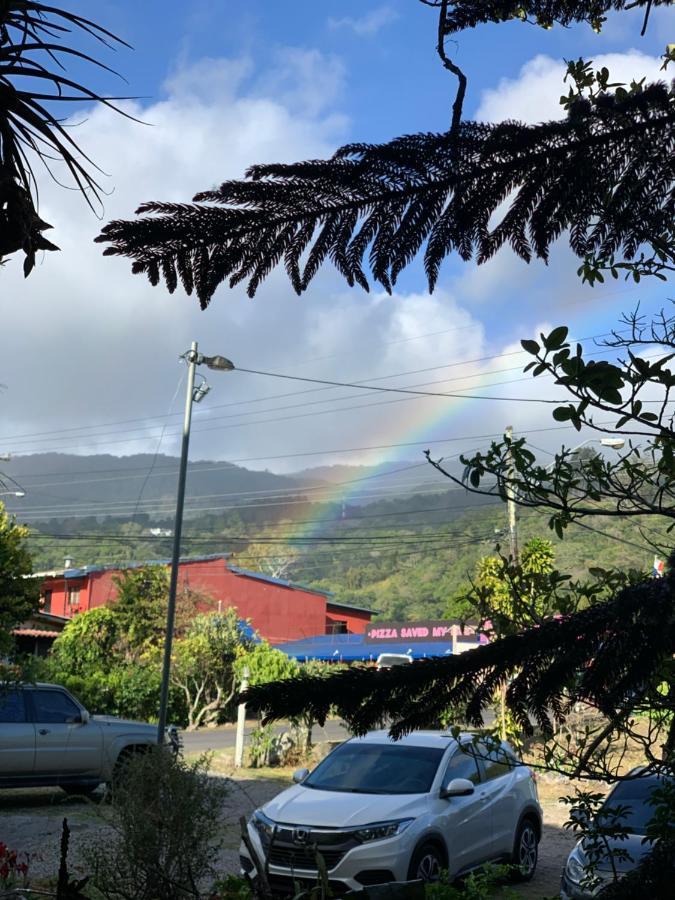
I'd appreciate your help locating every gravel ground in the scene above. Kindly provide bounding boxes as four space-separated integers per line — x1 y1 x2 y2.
0 775 575 897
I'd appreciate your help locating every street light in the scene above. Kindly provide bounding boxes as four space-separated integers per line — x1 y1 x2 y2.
569 437 626 453
156 341 235 744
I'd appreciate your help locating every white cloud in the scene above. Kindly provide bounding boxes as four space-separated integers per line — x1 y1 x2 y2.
475 50 665 124
328 6 399 37
0 46 641 488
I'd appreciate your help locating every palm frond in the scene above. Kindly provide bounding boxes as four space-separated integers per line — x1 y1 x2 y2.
0 2 132 275
98 82 675 308
243 571 674 739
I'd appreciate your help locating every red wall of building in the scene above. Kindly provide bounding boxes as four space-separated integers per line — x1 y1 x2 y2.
38 558 353 643
325 604 371 635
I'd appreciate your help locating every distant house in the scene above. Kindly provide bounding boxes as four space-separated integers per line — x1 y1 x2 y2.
35 554 374 643
12 610 69 657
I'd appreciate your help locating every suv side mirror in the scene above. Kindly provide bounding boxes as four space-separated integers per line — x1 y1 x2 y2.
66 710 89 725
293 768 310 784
440 777 475 799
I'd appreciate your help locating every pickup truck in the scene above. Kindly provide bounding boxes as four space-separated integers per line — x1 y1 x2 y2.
0 682 179 794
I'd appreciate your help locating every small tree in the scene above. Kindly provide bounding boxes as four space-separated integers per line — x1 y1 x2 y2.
0 501 39 661
112 566 207 657
171 610 251 730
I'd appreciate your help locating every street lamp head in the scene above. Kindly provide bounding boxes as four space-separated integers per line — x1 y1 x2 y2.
203 355 235 372
600 438 625 449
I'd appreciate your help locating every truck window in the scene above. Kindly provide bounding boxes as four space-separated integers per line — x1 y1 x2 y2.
0 690 26 723
31 690 81 723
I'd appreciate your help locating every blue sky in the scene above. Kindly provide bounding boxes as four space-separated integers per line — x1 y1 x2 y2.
1 1 673 497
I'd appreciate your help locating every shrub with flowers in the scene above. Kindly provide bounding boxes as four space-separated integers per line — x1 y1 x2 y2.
0 842 29 890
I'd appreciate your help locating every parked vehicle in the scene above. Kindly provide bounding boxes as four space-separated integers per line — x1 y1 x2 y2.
240 730 542 895
0 682 179 793
560 769 670 899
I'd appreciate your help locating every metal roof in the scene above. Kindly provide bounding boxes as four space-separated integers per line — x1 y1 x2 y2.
327 599 379 615
38 553 232 580
227 565 333 597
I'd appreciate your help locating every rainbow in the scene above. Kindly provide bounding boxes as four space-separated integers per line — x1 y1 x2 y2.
280 363 504 544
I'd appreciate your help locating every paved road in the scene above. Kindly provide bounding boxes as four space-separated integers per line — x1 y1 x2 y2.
180 715 497 753
180 718 350 753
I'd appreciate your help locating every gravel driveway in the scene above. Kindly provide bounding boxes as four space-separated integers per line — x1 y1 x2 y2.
0 775 574 897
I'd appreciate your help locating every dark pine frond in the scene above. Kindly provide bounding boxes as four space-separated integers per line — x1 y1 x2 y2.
242 572 674 739
440 2 665 33
98 83 675 308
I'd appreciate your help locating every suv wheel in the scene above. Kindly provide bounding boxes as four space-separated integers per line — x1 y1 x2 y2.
408 842 445 883
61 783 98 797
510 818 538 881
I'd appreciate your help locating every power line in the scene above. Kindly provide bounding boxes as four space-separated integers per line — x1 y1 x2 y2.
0 328 619 446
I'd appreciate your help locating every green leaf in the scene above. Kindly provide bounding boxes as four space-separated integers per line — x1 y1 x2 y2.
521 339 540 355
544 326 569 351
552 407 573 422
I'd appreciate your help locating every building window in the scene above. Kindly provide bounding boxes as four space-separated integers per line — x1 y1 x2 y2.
67 586 80 607
327 620 348 635
41 590 52 613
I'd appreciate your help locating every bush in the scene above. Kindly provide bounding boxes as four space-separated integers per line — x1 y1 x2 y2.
85 747 227 899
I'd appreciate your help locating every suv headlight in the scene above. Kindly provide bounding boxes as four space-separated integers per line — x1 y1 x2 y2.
354 819 414 843
565 854 585 885
251 809 276 840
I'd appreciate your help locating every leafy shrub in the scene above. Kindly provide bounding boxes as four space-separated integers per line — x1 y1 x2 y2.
85 747 227 899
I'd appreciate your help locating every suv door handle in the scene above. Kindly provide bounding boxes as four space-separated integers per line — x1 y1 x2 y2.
39 728 50 735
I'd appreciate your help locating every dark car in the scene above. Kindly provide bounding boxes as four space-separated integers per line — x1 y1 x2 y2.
560 769 670 898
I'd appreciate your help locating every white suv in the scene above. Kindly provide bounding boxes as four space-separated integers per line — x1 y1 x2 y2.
241 730 542 895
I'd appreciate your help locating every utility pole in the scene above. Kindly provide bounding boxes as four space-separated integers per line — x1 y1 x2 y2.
156 342 198 744
504 425 519 563
499 425 519 742
156 344 234 745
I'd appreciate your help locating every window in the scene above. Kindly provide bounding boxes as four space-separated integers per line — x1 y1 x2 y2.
327 620 348 635
602 777 664 833
42 589 52 613
0 690 26 723
67 586 80 607
304 743 445 795
442 746 481 787
31 689 81 724
477 741 515 781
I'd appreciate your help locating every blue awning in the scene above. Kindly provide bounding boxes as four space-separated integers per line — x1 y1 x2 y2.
272 633 472 662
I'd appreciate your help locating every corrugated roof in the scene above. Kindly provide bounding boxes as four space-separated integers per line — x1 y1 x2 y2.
38 553 232 580
227 565 333 598
327 599 379 615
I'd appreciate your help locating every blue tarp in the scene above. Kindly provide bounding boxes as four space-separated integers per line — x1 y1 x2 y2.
272 633 462 662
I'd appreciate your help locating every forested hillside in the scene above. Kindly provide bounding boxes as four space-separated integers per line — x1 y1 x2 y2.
23 481 660 622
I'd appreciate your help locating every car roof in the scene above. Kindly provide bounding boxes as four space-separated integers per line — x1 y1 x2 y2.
347 730 477 749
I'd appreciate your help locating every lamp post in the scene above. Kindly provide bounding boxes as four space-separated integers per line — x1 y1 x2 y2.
156 342 235 744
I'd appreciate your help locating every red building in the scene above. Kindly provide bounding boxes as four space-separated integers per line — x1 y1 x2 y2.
36 554 373 643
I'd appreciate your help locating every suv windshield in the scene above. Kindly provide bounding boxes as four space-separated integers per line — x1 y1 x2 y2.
601 777 666 833
303 742 445 795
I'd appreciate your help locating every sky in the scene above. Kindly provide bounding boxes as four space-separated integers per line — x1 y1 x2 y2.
1 1 673 501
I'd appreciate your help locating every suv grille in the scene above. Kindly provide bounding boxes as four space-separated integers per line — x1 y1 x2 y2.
269 845 345 871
